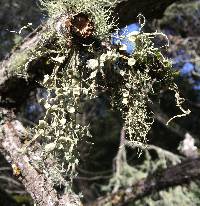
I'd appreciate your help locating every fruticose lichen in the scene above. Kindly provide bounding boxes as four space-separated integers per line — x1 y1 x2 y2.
39 0 117 40
15 0 188 192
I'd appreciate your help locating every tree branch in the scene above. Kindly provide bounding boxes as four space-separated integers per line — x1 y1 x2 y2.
89 157 200 206
0 108 81 206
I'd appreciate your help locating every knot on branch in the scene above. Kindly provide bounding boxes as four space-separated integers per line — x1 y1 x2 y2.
56 13 95 45
72 13 95 39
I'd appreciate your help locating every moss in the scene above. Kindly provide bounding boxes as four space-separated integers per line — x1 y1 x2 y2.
8 51 30 75
13 194 32 205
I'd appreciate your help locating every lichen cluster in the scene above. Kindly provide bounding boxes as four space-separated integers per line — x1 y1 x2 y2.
40 0 117 40
16 0 188 191
31 32 179 188
32 51 89 179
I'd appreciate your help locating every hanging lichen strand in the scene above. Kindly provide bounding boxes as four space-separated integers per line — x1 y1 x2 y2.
25 0 188 189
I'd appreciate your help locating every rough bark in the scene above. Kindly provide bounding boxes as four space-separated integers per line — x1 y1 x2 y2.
89 157 200 206
0 108 81 206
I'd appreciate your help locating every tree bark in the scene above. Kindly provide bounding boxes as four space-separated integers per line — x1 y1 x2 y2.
89 157 200 206
0 24 44 84
0 108 81 206
1 104 199 206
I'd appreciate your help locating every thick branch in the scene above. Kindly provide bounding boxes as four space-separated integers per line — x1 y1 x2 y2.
89 157 200 206
0 25 44 85
0 108 81 206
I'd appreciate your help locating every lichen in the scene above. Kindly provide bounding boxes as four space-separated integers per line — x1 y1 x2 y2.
8 50 31 75
40 0 117 40
14 1 188 193
134 182 200 206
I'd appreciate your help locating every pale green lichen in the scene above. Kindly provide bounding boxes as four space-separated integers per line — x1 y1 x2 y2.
40 0 117 39
134 183 200 206
100 30 190 195
12 2 189 194
31 50 90 181
9 0 117 77
8 51 30 75
28 29 184 188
